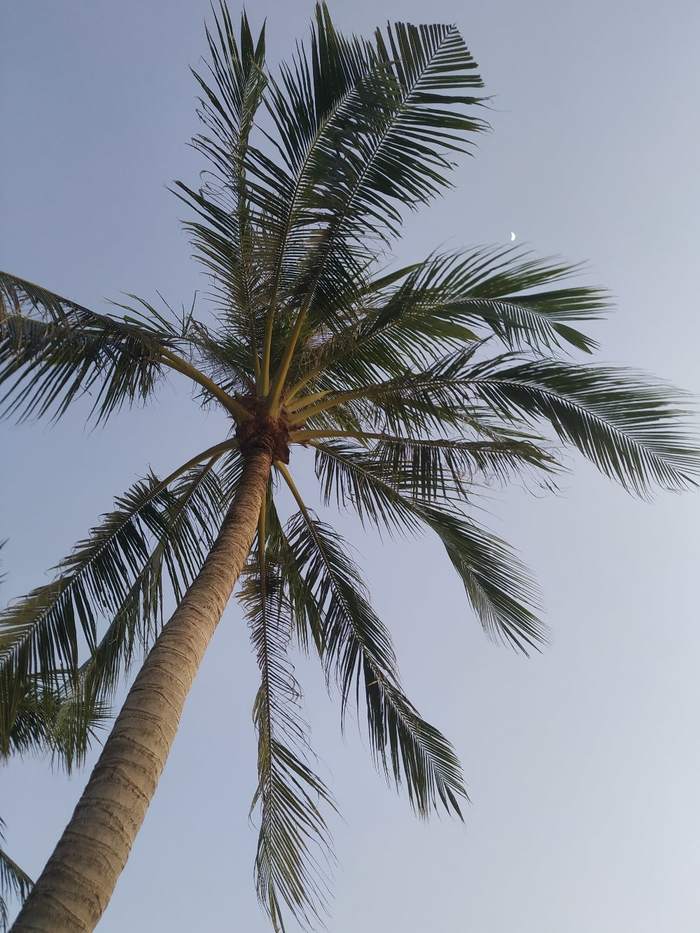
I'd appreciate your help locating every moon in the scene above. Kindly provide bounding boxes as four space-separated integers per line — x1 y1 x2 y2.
510 231 517 242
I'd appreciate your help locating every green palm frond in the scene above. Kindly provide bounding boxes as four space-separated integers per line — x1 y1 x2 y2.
0 273 252 422
413 247 606 354
289 248 605 399
465 359 700 494
283 262 427 394
0 551 106 771
374 434 556 490
276 15 487 315
307 430 555 500
187 320 258 396
301 351 699 495
0 681 55 760
0 273 177 424
417 504 545 653
174 0 267 368
241 526 334 933
220 2 488 395
0 819 32 933
0 678 108 775
0 552 34 931
251 4 380 314
49 459 229 773
265 501 324 655
312 442 544 652
277 478 466 818
0 445 232 756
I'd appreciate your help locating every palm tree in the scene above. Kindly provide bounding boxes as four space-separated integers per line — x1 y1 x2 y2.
1 3 697 930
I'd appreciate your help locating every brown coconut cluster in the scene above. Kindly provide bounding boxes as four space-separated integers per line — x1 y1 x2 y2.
235 400 291 463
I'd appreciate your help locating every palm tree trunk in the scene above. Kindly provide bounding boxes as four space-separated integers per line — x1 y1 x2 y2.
13 448 272 932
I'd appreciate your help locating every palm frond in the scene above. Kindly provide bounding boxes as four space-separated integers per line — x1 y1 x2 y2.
313 442 544 653
241 524 334 932
0 448 231 756
466 359 700 494
279 14 487 319
57 459 228 773
0 818 32 933
314 431 554 498
300 349 700 496
253 3 380 314
278 489 466 818
265 501 324 655
414 247 606 354
0 273 178 424
288 248 605 400
174 3 271 383
418 504 544 653
287 263 479 396
0 677 106 768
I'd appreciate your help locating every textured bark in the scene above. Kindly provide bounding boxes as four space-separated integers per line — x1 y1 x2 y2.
13 449 272 932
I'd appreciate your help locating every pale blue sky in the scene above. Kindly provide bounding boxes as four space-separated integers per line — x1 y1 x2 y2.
2 1 700 930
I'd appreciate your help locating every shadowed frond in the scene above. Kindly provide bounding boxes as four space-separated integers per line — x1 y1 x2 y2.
0 273 176 424
241 522 334 933
277 475 466 818
174 4 267 371
313 442 544 652
269 12 487 316
465 359 700 495
0 445 232 756
0 818 32 933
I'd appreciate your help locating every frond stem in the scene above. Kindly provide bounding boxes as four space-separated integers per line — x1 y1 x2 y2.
260 312 274 397
275 462 315 526
290 429 375 442
158 439 239 489
267 305 310 413
288 385 375 424
160 349 251 422
284 389 333 414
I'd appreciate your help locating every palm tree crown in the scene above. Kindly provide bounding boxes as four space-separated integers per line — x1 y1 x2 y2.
1 3 697 929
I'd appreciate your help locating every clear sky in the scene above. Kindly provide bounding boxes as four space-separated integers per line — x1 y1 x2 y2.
2 1 700 930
